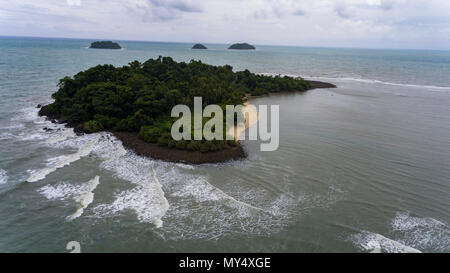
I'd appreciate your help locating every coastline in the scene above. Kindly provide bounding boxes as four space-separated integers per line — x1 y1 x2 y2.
114 131 246 164
39 80 335 164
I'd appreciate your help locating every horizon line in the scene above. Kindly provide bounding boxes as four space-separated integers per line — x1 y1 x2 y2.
1 35 449 52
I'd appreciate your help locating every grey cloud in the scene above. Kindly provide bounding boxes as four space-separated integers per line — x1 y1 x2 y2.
334 0 394 19
292 10 305 16
125 0 202 22
148 0 202 13
334 5 352 19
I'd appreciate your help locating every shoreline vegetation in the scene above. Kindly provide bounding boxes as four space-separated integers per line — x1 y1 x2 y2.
39 56 335 164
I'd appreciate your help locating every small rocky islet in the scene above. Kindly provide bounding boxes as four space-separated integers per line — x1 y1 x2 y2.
89 41 121 49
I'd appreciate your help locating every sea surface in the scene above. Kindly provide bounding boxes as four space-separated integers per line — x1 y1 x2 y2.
0 36 449 252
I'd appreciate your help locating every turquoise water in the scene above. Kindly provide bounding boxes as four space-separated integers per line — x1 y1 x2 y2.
0 36 449 252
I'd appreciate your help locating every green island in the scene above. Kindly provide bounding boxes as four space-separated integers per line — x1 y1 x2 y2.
192 44 208 49
90 41 122 49
228 43 256 50
39 56 334 163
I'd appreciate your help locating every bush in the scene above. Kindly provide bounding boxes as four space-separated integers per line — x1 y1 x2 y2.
175 140 187 150
115 116 139 132
138 126 162 143
83 120 103 133
167 139 176 148
157 136 169 146
200 142 210 153
186 141 201 151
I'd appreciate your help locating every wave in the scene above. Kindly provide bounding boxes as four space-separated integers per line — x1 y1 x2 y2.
46 128 75 144
306 76 450 92
350 212 449 252
39 182 83 201
259 72 450 92
66 176 100 221
200 178 268 213
0 169 7 184
391 212 449 252
27 134 100 183
351 231 421 253
28 130 345 238
38 176 101 220
91 134 170 228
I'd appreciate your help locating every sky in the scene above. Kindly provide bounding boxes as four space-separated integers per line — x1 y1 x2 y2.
0 0 449 50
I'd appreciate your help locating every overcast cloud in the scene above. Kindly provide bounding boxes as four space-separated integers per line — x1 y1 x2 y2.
0 0 449 49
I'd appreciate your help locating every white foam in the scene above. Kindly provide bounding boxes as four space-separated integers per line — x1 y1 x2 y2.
38 176 101 220
390 212 449 252
94 171 169 228
67 176 100 221
39 182 84 201
80 132 345 239
27 134 100 182
197 178 268 213
351 231 421 253
46 128 75 144
91 135 169 228
306 76 450 92
11 106 41 122
0 169 7 184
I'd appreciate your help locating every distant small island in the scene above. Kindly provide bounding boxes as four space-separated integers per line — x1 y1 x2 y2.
192 43 208 49
89 41 121 49
228 43 255 50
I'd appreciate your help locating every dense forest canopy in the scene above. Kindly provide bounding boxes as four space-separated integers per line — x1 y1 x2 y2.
228 43 256 50
43 56 310 152
90 41 121 49
192 44 208 49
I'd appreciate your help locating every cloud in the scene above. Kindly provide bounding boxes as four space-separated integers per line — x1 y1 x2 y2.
0 0 449 49
292 9 305 16
148 0 202 13
66 0 81 6
122 0 202 22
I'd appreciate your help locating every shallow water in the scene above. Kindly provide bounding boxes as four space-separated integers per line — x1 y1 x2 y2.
0 37 449 252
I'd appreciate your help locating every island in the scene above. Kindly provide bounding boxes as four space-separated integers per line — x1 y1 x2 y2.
89 41 121 49
39 56 335 164
228 43 256 50
192 43 208 49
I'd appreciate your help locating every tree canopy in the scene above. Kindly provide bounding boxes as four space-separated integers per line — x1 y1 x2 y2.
43 56 310 152
90 41 121 49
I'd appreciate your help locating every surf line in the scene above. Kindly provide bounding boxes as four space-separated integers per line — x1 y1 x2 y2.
150 167 170 228
67 176 100 221
27 134 101 183
201 179 269 214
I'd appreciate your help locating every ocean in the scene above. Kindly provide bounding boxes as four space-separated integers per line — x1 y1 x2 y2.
0 36 449 252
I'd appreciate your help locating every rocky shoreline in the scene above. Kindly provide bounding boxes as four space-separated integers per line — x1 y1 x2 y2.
39 80 335 164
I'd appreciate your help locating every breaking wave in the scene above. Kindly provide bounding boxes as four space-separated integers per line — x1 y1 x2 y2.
27 134 100 182
391 212 449 252
38 176 101 220
351 231 421 253
66 176 100 221
91 134 170 228
350 212 449 252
